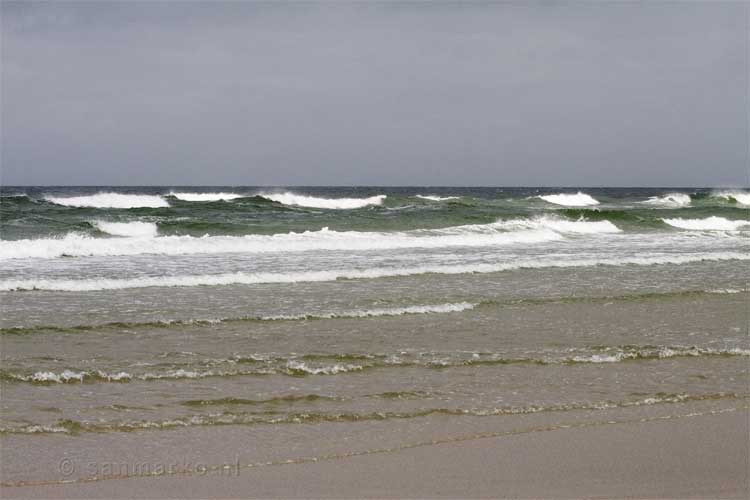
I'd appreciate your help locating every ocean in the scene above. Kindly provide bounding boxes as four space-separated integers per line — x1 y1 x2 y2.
0 186 748 484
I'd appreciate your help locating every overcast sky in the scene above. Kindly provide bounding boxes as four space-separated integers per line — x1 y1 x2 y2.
2 1 748 186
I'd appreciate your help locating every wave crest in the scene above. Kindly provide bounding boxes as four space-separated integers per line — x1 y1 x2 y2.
3 253 747 291
259 192 386 209
713 190 750 205
169 192 243 202
642 193 691 207
415 195 461 201
93 221 158 238
537 192 600 206
45 193 169 209
662 217 749 231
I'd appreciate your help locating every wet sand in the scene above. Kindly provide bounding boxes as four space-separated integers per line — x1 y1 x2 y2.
4 405 747 499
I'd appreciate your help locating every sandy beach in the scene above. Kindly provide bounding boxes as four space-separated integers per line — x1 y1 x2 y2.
4 2 750 498
3 400 747 498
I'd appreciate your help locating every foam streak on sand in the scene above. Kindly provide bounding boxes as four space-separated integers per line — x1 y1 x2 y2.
45 193 169 208
259 192 386 209
538 192 599 206
3 253 747 291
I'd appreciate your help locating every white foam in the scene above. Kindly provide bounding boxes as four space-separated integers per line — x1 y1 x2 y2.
263 302 477 321
260 192 386 209
4 253 747 291
642 193 691 207
662 217 750 231
415 195 461 201
0 216 619 261
490 216 620 234
93 221 158 238
285 360 364 375
571 346 749 364
713 190 750 205
537 192 600 206
0 219 570 261
28 370 86 383
170 192 244 202
45 193 169 209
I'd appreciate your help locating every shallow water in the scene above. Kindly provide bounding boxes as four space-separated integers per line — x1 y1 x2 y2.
1 186 748 444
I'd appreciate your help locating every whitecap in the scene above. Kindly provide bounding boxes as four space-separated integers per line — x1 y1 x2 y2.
415 195 461 201
713 190 750 205
259 192 386 209
642 193 691 207
45 193 169 209
93 221 158 238
662 216 750 231
537 192 600 206
169 192 244 202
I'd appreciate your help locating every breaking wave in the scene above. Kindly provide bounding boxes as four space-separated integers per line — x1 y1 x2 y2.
93 221 158 238
169 192 244 202
0 216 618 261
44 193 169 209
662 217 750 231
537 192 599 206
642 193 691 207
259 192 386 209
415 195 461 201
3 253 747 291
713 190 750 205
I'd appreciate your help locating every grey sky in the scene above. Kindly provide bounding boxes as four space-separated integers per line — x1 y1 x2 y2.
1 1 748 187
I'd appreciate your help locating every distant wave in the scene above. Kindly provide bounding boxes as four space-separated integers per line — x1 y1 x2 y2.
642 193 691 207
0 216 615 261
415 195 461 201
3 253 747 291
259 192 386 209
713 190 750 206
45 193 169 209
169 192 244 202
662 217 750 231
537 192 599 206
93 221 158 238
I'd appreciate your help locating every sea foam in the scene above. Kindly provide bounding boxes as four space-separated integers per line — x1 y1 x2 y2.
642 193 691 207
3 253 747 291
0 217 597 260
169 192 244 202
93 221 158 238
415 195 461 201
0 216 620 261
537 192 600 206
45 193 169 209
259 192 386 209
713 190 750 205
662 217 750 231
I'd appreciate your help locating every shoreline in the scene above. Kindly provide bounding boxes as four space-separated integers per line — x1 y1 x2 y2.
4 404 747 499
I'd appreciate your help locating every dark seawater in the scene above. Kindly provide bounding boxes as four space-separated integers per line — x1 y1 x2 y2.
0 186 748 446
